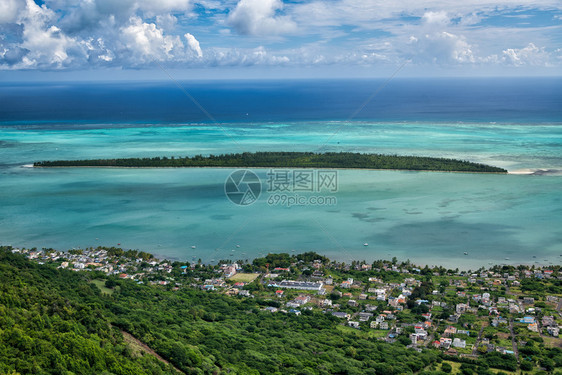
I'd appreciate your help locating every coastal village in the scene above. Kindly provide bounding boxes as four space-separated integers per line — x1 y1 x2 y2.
11 246 562 372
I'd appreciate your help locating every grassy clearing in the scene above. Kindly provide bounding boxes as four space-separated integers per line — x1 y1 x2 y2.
441 360 522 375
336 325 388 339
228 273 260 282
121 330 183 373
543 336 562 348
121 331 145 358
488 369 519 375
441 360 461 373
91 279 114 295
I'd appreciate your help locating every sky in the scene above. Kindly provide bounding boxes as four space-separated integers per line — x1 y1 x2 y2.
0 0 561 80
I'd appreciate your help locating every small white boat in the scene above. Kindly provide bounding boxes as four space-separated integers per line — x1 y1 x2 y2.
464 252 468 255
363 243 369 246
191 245 196 249
236 245 240 248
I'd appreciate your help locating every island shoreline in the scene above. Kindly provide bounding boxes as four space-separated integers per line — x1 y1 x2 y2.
32 165 509 174
32 151 508 173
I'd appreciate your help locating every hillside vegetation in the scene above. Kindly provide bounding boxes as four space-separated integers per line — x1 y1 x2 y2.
0 248 443 374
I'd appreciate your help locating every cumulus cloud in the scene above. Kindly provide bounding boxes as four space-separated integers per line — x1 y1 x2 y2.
404 10 476 64
120 17 184 62
408 31 475 64
502 43 550 66
209 45 290 66
185 32 202 58
227 0 297 36
0 0 204 69
15 0 83 68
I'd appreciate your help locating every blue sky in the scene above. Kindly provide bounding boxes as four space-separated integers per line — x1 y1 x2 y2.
0 0 561 80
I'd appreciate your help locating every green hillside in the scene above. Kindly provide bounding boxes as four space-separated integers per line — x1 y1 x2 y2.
0 248 441 374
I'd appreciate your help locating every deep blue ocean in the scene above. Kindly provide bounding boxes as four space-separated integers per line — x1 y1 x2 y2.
0 78 561 269
1 78 561 126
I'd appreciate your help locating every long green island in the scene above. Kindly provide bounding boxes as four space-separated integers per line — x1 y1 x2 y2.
34 151 507 173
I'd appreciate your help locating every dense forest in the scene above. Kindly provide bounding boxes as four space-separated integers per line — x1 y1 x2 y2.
0 248 175 374
34 152 507 173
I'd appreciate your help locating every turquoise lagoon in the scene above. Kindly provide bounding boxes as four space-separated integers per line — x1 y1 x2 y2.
1 121 561 269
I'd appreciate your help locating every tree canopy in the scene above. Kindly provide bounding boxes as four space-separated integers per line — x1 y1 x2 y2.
34 152 507 173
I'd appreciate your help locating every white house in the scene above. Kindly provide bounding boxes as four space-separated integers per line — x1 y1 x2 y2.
452 338 466 348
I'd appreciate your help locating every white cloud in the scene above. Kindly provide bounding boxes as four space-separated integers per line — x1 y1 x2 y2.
185 32 202 58
14 0 83 68
422 11 450 26
156 14 178 31
408 31 475 64
120 17 183 62
82 37 114 62
0 0 560 72
203 45 290 66
0 0 24 23
406 10 477 64
227 0 297 36
502 43 550 66
53 0 192 36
